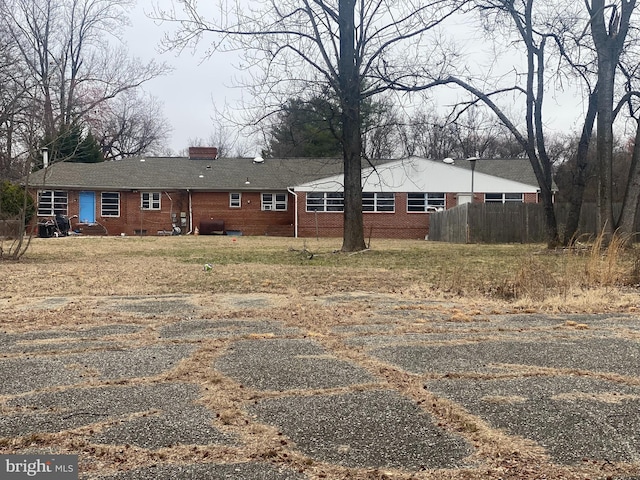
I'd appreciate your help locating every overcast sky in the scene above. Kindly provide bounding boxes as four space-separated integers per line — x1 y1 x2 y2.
122 2 248 155
120 1 594 158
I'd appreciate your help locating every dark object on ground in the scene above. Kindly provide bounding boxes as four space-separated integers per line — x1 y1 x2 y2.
199 219 225 235
55 213 70 236
38 221 55 238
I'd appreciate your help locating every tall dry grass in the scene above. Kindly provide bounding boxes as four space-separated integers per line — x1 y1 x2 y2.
504 231 640 311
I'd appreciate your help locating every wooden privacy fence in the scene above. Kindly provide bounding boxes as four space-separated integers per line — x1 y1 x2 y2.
428 203 640 243
429 203 547 243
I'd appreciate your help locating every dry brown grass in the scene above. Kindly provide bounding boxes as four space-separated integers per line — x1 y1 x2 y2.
3 235 638 312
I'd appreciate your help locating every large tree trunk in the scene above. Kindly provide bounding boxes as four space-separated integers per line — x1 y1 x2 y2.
595 54 616 239
538 183 559 247
589 0 636 242
339 0 366 252
563 89 598 245
616 119 640 238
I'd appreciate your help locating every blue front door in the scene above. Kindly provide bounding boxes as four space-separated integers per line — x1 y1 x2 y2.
79 191 96 223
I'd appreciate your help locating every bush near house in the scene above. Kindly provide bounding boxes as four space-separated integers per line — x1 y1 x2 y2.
0 180 35 221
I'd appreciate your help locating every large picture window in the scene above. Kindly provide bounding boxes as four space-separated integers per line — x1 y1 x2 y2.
141 192 161 210
407 193 445 212
38 190 68 216
362 192 394 212
261 193 287 211
101 192 120 217
485 193 523 203
306 192 344 212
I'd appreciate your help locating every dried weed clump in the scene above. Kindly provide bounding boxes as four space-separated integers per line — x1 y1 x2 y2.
583 231 631 286
501 232 640 311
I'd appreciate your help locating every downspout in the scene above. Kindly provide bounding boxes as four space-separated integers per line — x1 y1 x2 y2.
164 191 174 222
187 189 193 234
287 187 298 238
164 191 179 234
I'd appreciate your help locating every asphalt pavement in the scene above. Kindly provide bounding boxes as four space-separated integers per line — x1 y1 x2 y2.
1 293 640 479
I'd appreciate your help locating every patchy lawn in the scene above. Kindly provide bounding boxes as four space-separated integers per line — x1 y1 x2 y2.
4 236 640 311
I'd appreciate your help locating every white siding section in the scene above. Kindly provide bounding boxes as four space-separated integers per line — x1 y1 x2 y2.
294 157 539 193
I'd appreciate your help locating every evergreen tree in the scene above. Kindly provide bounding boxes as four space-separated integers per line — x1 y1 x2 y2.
264 96 342 158
35 125 104 169
76 131 104 164
264 94 388 159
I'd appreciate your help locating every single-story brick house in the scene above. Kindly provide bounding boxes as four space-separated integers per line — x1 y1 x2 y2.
28 147 542 239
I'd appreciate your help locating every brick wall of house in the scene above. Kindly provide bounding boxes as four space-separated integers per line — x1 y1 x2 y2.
191 191 294 236
118 191 190 235
87 190 190 236
34 190 190 236
296 191 541 240
34 189 295 237
34 187 540 238
297 192 431 240
65 190 79 218
97 190 294 236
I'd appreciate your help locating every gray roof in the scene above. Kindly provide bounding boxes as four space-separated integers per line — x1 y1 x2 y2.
28 156 355 191
450 158 540 188
27 155 541 191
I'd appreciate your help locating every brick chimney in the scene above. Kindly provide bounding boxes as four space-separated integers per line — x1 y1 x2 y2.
188 147 218 160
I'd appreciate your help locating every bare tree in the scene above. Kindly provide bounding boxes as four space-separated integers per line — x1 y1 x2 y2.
0 0 169 162
0 0 172 260
86 90 172 160
544 0 639 243
613 65 640 237
362 98 405 160
588 0 636 239
396 0 636 246
152 0 468 251
0 25 34 179
430 0 562 246
398 111 456 159
183 118 253 158
397 108 525 160
208 118 253 158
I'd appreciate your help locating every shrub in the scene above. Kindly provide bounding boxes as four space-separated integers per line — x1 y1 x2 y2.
0 180 35 222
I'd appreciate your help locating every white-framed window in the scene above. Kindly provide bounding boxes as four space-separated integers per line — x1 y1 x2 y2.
261 192 288 211
306 192 344 212
38 190 68 216
485 193 524 203
407 192 445 212
363 192 395 212
141 192 161 210
229 192 242 208
101 192 120 217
